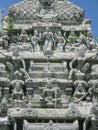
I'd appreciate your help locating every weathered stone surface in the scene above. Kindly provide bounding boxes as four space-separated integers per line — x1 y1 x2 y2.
0 0 98 130
8 0 84 25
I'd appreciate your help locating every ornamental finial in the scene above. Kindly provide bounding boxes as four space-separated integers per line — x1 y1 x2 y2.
39 0 54 6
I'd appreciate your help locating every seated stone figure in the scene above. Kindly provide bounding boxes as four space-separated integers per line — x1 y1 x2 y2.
31 30 41 52
74 83 86 99
78 32 90 50
78 31 97 51
86 30 98 50
9 29 33 51
11 81 24 100
40 80 61 107
78 32 87 45
55 31 65 52
18 29 29 43
73 71 88 99
68 44 96 80
10 80 25 108
43 27 54 51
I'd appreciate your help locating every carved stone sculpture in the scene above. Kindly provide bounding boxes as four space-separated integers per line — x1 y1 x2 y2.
78 32 89 49
0 103 17 130
66 103 81 118
55 31 65 52
31 30 41 51
40 80 61 108
9 29 33 51
0 31 9 49
62 61 69 79
1 16 9 30
23 120 79 130
83 104 98 130
10 78 25 107
73 72 88 99
39 0 54 6
0 0 97 130
43 27 54 51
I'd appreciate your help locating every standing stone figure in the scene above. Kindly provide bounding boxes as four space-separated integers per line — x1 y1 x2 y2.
29 60 34 72
31 30 41 51
0 31 9 49
62 61 69 79
55 31 65 52
1 16 9 30
43 27 54 51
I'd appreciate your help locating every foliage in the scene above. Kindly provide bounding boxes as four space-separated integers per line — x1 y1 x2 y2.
68 36 78 43
6 17 15 35
81 31 87 36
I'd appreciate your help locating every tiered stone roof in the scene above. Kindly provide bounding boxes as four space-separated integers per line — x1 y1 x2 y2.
8 0 84 25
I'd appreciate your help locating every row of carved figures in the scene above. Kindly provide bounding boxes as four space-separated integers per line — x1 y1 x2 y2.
0 70 98 108
0 27 97 52
0 55 98 108
0 45 97 81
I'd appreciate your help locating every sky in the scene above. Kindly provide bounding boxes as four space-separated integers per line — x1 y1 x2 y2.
0 0 98 38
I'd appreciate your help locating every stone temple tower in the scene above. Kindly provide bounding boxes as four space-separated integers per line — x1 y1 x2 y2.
0 0 98 130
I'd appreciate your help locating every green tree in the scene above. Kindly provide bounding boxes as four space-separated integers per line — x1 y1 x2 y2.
6 17 15 35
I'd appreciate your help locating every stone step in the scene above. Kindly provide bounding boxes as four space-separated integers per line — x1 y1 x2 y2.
33 63 63 68
25 78 73 89
30 68 64 72
29 71 68 79
29 63 64 72
33 63 63 67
